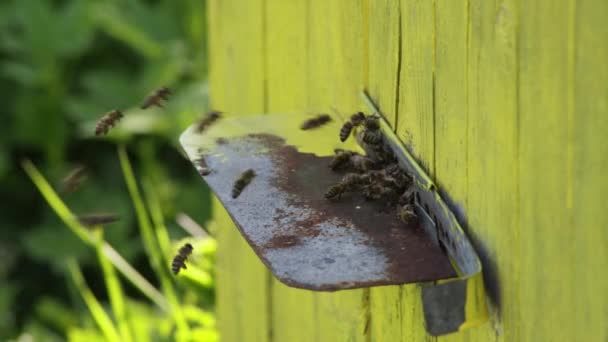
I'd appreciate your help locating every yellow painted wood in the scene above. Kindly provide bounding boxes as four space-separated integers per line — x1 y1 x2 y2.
395 1 437 341
207 1 270 342
207 0 608 341
573 2 608 341
264 2 318 341
368 1 405 341
309 2 370 341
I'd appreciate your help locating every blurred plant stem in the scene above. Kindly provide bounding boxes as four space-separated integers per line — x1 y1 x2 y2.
117 145 190 340
67 259 120 342
22 159 168 311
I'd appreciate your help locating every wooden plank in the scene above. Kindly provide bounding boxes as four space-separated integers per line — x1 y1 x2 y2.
518 0 582 340
397 0 436 177
367 1 404 341
440 1 519 341
207 1 270 342
207 0 266 113
307 1 369 341
571 0 608 340
263 1 318 341
265 0 308 112
394 1 436 341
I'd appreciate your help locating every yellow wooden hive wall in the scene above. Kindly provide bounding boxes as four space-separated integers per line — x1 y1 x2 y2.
206 0 608 341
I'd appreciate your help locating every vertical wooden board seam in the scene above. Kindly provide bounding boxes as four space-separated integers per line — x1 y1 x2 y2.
393 3 403 130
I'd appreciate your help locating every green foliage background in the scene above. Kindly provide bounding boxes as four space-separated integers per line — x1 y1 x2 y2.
0 0 214 340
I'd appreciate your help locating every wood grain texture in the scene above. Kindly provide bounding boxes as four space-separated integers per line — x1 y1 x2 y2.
207 0 608 341
368 1 407 341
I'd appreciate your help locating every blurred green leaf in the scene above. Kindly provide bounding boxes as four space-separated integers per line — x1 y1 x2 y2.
0 283 17 336
22 218 92 267
35 297 79 332
91 2 164 59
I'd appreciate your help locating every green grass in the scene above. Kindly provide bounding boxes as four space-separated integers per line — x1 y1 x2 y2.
23 154 217 341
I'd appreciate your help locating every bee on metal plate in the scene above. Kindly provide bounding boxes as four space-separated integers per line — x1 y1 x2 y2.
62 165 87 193
339 112 366 142
195 157 211 176
325 173 367 200
329 149 356 170
196 111 222 133
79 213 120 227
172 243 193 275
300 114 332 130
232 169 256 198
141 87 171 109
397 204 417 223
95 110 123 136
350 154 376 173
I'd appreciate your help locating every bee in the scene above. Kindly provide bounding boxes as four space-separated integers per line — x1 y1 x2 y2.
329 149 356 170
362 129 383 145
339 112 366 142
397 204 417 223
171 243 193 275
196 111 222 133
399 187 416 205
350 154 376 172
141 87 171 109
325 173 368 200
79 213 120 227
95 110 123 136
195 157 211 176
300 114 332 130
232 169 256 198
363 114 380 130
61 165 87 193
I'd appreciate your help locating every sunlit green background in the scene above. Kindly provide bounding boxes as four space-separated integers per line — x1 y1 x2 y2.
0 0 215 340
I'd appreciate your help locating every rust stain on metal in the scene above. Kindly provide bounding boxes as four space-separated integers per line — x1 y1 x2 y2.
185 132 455 291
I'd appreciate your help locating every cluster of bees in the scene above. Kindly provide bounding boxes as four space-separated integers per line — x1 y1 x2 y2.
63 86 220 275
325 112 417 223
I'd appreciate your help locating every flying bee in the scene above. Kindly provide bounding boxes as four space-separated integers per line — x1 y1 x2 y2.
78 213 120 227
95 110 123 136
196 111 222 133
339 112 366 142
61 165 87 194
300 114 332 130
325 173 367 200
397 204 417 223
232 169 256 198
171 243 193 275
141 86 171 109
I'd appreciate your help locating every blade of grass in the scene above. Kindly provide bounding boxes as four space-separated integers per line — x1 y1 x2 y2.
67 259 121 342
22 159 168 311
143 179 172 257
118 146 190 339
143 179 190 337
94 229 133 342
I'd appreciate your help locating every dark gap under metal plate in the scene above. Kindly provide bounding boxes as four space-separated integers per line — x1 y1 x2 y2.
180 114 455 291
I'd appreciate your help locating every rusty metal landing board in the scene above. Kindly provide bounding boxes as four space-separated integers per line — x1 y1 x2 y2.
180 113 456 291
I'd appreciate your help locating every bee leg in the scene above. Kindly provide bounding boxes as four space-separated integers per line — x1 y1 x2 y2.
182 264 187 270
